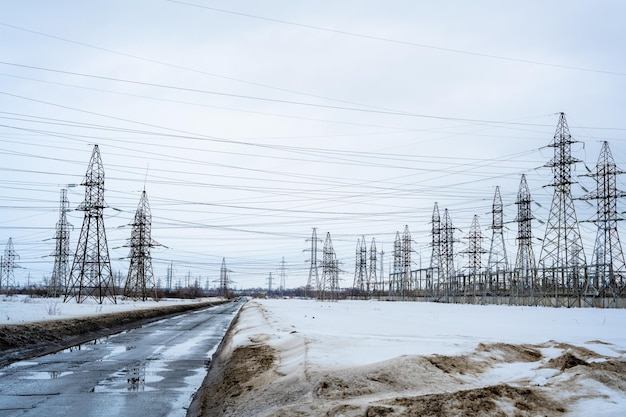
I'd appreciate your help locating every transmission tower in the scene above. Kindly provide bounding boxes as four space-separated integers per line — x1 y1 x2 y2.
305 228 321 297
391 231 402 296
441 209 456 301
401 225 412 294
1 237 19 293
279 257 287 296
463 215 486 300
429 202 442 297
487 186 509 273
538 113 586 306
320 232 339 300
49 189 72 297
124 191 160 301
64 145 117 304
368 238 378 293
581 141 626 305
219 257 230 297
352 237 367 295
514 174 537 297
267 272 274 294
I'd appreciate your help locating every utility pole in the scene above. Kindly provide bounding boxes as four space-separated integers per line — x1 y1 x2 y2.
64 145 116 304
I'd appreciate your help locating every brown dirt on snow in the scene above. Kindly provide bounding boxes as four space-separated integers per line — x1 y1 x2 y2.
192 339 626 417
386 384 566 417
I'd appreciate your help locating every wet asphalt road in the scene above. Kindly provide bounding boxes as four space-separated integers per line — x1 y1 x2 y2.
0 300 243 417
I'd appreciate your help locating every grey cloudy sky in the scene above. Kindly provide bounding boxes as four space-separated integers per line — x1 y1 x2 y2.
1 1 626 289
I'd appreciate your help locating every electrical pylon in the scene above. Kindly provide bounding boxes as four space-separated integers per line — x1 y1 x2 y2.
441 209 456 301
49 189 72 297
64 145 117 304
305 228 321 297
429 202 442 297
124 191 159 301
514 174 537 299
320 232 339 300
487 186 509 273
1 237 19 293
581 141 626 306
538 113 586 307
279 257 287 295
391 231 402 296
402 226 412 294
368 238 378 293
219 257 229 297
352 237 367 295
463 215 486 300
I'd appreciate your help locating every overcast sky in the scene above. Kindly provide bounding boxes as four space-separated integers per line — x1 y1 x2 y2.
2 1 626 290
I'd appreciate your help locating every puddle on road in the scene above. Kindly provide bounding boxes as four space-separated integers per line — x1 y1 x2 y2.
24 370 73 379
93 361 165 393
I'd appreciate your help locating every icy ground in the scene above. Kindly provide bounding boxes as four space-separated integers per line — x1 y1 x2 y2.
221 299 626 416
0 294 219 324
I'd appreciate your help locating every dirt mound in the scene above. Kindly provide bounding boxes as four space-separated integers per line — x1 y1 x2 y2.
386 384 566 417
546 352 588 370
194 342 277 417
477 342 542 362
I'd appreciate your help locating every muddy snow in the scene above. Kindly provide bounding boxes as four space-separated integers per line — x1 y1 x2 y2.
194 299 626 417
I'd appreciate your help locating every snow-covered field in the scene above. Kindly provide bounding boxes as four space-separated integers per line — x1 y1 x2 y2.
222 299 626 416
0 295 219 324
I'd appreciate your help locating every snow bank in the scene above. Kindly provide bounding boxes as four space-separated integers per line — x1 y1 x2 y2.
0 295 221 324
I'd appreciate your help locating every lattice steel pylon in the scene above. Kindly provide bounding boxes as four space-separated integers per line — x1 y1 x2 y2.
538 113 586 307
305 228 321 297
441 209 456 301
463 215 486 301
124 191 160 301
401 225 412 295
219 257 230 297
429 202 442 297
514 174 537 299
391 231 402 296
352 236 367 295
487 186 509 273
64 145 117 304
1 237 19 293
320 232 339 300
368 238 378 293
49 189 72 297
581 141 626 306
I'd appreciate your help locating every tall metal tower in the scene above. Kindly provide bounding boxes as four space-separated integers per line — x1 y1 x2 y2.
1 237 19 293
487 186 509 273
49 189 72 297
320 232 339 300
219 257 229 297
426 202 443 295
514 174 536 293
538 113 586 305
64 145 117 304
441 209 456 300
124 191 159 301
368 238 378 293
402 226 412 292
464 216 486 297
352 237 367 294
581 141 626 304
391 231 402 295
305 228 321 297
279 257 287 295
